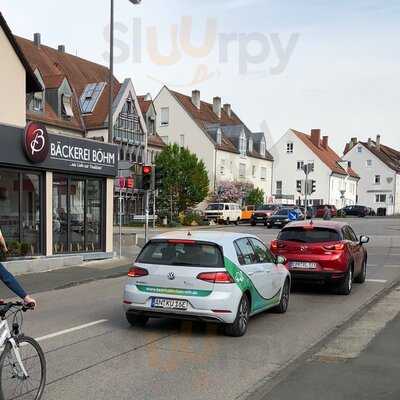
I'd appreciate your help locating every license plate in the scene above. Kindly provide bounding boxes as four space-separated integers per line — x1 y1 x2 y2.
151 298 188 310
289 261 317 269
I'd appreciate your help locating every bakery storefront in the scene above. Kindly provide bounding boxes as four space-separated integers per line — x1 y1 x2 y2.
0 122 117 259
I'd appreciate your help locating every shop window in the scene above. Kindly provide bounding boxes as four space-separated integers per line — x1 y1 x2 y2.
53 175 103 254
0 169 42 256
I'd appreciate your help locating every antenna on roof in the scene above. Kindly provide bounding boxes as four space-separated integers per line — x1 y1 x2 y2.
187 231 192 237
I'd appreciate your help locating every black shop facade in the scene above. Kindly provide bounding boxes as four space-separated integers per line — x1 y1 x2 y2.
0 122 118 259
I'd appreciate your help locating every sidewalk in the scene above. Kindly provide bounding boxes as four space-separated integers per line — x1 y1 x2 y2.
0 257 132 299
264 304 400 400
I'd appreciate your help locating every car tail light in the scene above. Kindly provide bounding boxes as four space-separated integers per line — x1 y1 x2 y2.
128 266 149 277
323 243 345 251
197 271 234 284
271 240 286 250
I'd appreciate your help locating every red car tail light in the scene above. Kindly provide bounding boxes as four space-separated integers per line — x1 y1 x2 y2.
197 272 234 284
271 240 286 251
128 266 149 277
323 243 345 251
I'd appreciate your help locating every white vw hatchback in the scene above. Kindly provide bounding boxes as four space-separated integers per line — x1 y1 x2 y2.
123 231 290 336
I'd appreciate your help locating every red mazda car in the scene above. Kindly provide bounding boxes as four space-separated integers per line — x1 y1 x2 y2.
270 220 369 295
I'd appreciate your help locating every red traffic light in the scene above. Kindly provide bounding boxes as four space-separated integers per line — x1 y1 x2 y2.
142 165 152 175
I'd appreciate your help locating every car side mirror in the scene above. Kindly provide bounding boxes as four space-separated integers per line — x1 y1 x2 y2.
359 235 370 244
276 255 287 265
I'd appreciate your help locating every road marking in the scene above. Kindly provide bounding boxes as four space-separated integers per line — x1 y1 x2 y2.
35 319 108 342
366 279 387 283
315 286 400 360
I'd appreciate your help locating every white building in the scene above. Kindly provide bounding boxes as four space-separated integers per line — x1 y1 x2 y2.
270 129 359 207
343 135 400 215
153 87 274 199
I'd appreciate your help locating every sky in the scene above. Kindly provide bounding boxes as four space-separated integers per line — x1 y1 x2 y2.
2 0 400 153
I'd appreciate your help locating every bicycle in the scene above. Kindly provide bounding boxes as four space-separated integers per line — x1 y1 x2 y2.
0 302 46 400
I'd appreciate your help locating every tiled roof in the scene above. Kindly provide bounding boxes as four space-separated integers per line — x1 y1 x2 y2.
169 89 273 161
0 13 41 93
293 129 359 178
148 134 166 148
359 141 400 173
137 96 152 114
16 35 121 132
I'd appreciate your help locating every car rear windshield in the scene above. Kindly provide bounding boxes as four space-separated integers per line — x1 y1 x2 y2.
206 204 224 210
278 227 341 243
137 240 224 268
274 209 290 216
256 205 275 210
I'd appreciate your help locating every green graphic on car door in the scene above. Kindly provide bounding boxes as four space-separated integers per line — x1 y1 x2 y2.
224 257 281 313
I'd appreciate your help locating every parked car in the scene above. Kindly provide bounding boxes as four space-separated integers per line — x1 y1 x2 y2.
338 205 369 218
250 204 278 226
241 205 256 221
270 220 369 295
266 208 301 228
203 203 241 225
124 231 291 337
315 205 337 218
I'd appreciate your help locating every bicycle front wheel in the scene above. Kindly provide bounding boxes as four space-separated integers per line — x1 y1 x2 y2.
0 336 46 400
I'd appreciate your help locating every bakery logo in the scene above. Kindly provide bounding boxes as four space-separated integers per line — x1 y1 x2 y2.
23 122 49 163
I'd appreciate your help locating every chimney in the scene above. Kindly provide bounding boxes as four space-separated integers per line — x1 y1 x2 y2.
58 45 65 53
368 137 372 147
191 90 200 110
34 33 41 48
310 129 321 147
144 92 152 101
223 103 232 118
376 134 381 150
322 135 329 149
213 97 221 118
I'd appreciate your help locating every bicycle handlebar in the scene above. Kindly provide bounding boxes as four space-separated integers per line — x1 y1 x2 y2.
0 301 35 315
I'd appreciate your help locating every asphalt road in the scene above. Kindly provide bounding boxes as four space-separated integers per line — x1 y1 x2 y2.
4 217 400 400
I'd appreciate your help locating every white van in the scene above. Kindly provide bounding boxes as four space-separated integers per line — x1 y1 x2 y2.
203 203 242 224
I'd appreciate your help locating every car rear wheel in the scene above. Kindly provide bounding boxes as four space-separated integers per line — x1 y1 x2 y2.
273 279 290 313
126 312 149 327
235 217 240 225
336 266 353 295
226 217 230 225
224 295 250 337
354 258 367 284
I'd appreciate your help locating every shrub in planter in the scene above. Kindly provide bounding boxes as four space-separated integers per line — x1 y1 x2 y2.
8 241 21 257
20 242 30 256
0 252 6 262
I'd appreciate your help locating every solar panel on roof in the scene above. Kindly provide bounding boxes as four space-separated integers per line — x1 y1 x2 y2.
80 82 106 114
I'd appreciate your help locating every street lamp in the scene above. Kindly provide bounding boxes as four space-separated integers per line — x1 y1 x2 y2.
108 0 142 144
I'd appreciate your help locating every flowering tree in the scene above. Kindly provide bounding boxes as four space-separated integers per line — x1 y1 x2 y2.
212 181 254 203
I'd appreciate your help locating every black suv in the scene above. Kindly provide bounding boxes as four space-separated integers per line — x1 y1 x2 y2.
339 205 369 217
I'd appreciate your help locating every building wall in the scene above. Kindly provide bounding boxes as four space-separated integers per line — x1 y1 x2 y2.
270 130 331 205
0 26 26 127
395 174 400 214
343 144 397 214
87 129 108 142
216 150 273 199
329 175 358 208
153 88 216 188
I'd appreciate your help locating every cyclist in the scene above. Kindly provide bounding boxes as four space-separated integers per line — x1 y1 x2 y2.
0 228 36 306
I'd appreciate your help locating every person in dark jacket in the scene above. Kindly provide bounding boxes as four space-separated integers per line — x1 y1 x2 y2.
0 228 36 306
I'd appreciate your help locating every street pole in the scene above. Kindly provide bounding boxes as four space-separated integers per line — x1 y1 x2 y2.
153 190 156 229
119 186 122 259
108 0 114 144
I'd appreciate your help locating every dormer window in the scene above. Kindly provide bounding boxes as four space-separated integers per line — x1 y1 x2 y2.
248 138 253 152
32 92 44 112
61 94 73 118
216 128 222 145
260 138 266 157
239 132 247 156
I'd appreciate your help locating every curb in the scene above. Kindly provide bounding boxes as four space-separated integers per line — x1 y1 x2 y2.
240 276 400 400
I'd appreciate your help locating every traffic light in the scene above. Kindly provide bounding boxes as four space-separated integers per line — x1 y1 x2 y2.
142 165 153 190
311 180 316 194
296 180 302 193
155 166 164 190
126 178 134 189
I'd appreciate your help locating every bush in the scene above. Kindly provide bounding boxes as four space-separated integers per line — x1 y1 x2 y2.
8 241 21 257
182 211 207 226
20 242 30 256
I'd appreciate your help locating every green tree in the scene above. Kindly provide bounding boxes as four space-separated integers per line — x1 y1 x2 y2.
156 144 209 218
246 188 265 206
